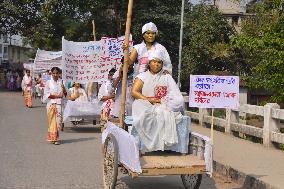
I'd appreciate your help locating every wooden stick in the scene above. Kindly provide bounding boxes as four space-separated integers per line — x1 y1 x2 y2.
89 20 98 98
210 108 214 177
119 0 133 129
92 20 96 41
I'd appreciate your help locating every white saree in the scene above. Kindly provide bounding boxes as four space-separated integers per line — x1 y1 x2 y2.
132 71 186 152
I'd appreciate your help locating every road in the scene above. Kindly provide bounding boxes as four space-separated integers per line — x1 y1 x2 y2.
0 90 242 189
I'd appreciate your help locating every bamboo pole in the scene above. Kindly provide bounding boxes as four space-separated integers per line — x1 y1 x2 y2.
92 20 96 41
210 108 214 177
87 20 98 99
119 0 134 129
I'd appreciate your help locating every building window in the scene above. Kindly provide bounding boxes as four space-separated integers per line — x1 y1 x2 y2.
3 46 8 59
3 35 8 43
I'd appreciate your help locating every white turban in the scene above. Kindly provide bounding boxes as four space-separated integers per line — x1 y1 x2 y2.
142 22 158 34
148 50 164 63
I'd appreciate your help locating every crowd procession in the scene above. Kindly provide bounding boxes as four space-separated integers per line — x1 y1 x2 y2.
15 22 187 156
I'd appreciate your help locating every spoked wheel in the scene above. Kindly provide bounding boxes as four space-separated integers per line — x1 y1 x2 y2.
103 134 118 189
71 121 79 126
61 123 64 131
181 174 202 189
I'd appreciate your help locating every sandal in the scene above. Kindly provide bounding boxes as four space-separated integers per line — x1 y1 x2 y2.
54 141 60 145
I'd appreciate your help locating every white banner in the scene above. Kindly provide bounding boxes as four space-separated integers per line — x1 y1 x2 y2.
62 36 132 83
189 75 239 108
34 49 62 70
23 63 34 70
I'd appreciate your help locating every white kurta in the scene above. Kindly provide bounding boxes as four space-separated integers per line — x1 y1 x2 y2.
68 87 88 102
111 78 133 117
134 41 172 76
132 71 184 152
98 80 114 113
43 78 64 110
98 80 114 101
22 75 32 91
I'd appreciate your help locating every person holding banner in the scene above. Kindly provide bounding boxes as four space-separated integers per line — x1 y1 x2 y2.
123 22 172 76
98 68 116 124
111 57 134 118
43 67 67 145
131 50 185 153
22 70 33 108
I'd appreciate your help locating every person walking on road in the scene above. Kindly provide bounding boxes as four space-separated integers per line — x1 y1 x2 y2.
43 67 66 145
22 70 33 108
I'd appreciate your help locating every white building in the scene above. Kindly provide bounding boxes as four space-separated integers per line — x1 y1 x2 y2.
215 0 254 32
0 34 32 69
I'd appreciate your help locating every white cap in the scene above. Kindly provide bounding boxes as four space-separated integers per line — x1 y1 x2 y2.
148 50 164 63
142 22 158 34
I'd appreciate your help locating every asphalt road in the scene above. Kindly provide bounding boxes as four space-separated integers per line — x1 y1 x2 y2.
0 90 242 189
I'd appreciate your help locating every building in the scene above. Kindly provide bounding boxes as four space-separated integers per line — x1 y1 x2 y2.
0 34 33 70
215 0 254 32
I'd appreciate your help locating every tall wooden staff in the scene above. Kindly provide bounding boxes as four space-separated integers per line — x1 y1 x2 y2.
92 20 96 41
86 20 98 100
119 0 134 128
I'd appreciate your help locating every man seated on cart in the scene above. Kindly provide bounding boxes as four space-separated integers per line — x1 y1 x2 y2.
67 82 88 124
131 50 189 154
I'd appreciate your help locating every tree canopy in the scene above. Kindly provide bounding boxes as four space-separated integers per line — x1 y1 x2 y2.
232 0 284 102
2 0 283 101
1 0 183 76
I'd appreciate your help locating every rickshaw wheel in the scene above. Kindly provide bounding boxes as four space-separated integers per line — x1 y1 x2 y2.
181 174 202 189
103 134 118 189
61 123 64 131
71 121 78 125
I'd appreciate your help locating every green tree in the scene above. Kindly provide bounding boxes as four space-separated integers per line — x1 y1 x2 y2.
232 0 284 101
180 3 244 90
1 0 184 77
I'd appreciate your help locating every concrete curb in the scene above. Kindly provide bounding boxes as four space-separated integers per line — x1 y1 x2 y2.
213 161 279 189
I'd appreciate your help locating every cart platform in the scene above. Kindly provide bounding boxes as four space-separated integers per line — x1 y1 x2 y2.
137 152 206 176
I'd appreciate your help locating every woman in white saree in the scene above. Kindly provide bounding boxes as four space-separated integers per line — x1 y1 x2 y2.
131 50 189 153
43 67 67 145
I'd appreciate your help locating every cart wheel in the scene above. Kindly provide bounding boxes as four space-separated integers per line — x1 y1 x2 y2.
71 121 78 126
181 174 202 189
61 123 64 131
103 134 118 189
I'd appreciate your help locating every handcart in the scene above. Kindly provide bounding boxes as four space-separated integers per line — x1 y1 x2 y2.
62 100 102 130
102 1 212 188
102 118 212 189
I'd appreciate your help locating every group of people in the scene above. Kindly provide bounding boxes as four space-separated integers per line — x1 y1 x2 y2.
21 70 53 108
0 70 23 91
22 22 186 152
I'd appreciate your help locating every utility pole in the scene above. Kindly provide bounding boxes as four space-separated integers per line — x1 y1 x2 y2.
177 0 185 88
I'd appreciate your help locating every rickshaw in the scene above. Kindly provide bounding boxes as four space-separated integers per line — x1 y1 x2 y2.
101 1 212 188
